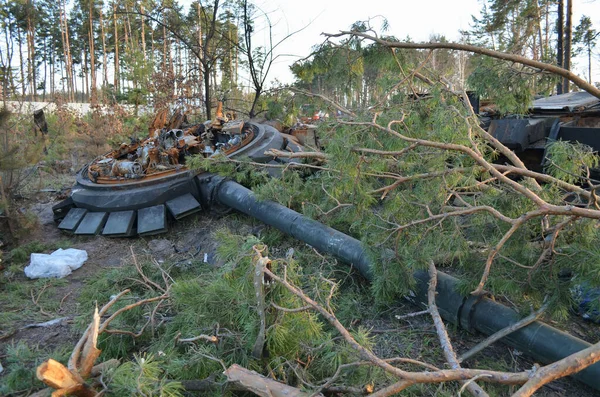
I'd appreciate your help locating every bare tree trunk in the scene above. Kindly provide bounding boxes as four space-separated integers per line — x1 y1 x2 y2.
535 1 544 61
545 1 549 53
204 62 211 119
83 49 89 101
50 47 55 98
100 8 108 87
2 8 16 97
176 38 180 95
235 15 239 87
212 68 217 95
65 1 74 101
60 60 65 95
140 4 146 61
89 0 97 104
228 26 233 88
197 2 203 107
113 3 119 93
124 4 134 52
59 1 69 96
588 45 592 84
72 64 77 101
162 24 167 74
123 9 131 52
61 0 74 101
557 0 564 94
42 37 47 101
562 0 572 93
168 34 173 76
26 3 36 100
17 27 25 98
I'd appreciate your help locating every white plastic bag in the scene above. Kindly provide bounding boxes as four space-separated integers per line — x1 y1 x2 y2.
24 248 88 279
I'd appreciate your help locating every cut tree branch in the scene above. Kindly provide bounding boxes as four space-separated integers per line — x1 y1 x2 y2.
264 149 328 161
428 262 490 397
459 302 549 363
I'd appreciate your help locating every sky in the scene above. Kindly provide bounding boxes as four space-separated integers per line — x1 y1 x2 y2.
179 0 600 87
261 0 482 83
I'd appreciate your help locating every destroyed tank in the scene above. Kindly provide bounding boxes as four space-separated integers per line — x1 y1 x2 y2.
52 106 302 237
487 91 600 177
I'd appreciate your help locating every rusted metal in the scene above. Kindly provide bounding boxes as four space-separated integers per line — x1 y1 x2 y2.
87 105 256 184
289 123 318 147
148 108 169 135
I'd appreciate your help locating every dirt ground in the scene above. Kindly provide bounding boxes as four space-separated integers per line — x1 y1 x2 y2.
1 189 599 396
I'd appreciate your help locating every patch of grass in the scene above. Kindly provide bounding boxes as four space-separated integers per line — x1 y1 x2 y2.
8 239 71 265
0 281 37 331
0 278 71 333
0 341 71 395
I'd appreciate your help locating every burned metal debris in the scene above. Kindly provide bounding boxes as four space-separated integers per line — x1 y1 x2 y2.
87 103 255 184
52 106 306 237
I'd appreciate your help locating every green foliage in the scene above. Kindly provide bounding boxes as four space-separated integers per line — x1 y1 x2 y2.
161 230 335 380
8 240 69 265
106 354 184 397
468 57 554 115
573 16 598 59
261 89 299 126
187 154 270 188
464 0 560 113
466 0 554 56
545 140 599 184
122 49 153 107
66 230 391 394
0 341 71 395
251 87 600 318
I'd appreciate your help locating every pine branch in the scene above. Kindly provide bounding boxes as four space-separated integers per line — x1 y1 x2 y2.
458 302 549 363
427 262 490 397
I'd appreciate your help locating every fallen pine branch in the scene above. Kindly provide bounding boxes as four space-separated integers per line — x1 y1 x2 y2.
427 261 489 397
224 364 322 397
36 308 100 396
176 332 218 344
459 302 549 363
264 148 329 161
36 288 167 397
